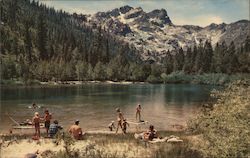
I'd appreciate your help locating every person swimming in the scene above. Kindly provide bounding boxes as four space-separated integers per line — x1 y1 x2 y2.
32 103 38 109
115 108 124 134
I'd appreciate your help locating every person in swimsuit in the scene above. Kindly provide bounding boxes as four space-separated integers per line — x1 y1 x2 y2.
115 108 124 134
68 120 84 140
32 112 41 138
143 125 158 141
44 109 52 137
136 104 142 122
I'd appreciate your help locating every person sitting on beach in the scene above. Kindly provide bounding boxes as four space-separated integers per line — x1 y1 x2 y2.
69 120 84 140
48 120 63 138
122 119 129 134
136 104 142 122
43 109 52 136
143 125 158 141
115 108 124 134
108 121 116 131
32 112 41 138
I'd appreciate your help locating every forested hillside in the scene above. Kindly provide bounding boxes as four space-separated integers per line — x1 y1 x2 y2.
0 0 249 84
0 0 142 83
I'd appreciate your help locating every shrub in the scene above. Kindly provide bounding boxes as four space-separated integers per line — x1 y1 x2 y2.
188 81 250 157
163 71 193 83
146 75 161 83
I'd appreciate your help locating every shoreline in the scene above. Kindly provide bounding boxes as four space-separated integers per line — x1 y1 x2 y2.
0 80 146 87
1 73 249 87
0 79 224 88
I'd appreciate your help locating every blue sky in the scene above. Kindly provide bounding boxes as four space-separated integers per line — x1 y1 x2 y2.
40 0 249 26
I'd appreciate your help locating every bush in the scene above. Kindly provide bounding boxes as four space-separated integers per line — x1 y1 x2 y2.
146 75 161 83
188 81 250 157
163 71 193 83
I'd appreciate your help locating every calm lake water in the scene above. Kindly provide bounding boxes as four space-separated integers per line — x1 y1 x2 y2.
0 83 219 133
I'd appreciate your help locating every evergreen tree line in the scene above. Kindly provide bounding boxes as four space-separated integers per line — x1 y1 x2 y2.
163 38 250 75
0 0 249 84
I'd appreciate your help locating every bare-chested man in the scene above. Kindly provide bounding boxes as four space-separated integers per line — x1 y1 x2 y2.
68 120 84 140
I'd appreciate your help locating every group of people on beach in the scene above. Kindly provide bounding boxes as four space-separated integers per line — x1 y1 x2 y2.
30 103 157 141
31 107 83 140
108 104 158 140
108 104 142 134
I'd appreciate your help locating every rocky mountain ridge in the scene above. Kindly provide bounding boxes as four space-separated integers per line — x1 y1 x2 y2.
82 5 249 62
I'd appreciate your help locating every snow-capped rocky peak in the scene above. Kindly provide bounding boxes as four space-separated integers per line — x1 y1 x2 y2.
85 6 250 62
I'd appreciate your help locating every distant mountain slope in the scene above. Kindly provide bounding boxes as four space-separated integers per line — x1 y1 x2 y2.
85 5 250 62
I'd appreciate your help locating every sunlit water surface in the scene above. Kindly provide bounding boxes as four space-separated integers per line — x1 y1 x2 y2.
0 84 219 133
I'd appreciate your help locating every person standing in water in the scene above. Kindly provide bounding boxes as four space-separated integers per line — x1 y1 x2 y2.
136 104 142 122
44 109 52 137
115 108 124 134
32 112 41 138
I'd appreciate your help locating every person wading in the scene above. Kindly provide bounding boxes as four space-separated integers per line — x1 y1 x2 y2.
136 104 142 122
115 108 124 134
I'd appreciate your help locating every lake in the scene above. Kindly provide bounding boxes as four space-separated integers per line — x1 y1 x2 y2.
0 83 219 133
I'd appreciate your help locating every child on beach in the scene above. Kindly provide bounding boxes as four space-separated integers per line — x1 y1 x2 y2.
32 112 41 138
108 121 116 131
122 119 129 134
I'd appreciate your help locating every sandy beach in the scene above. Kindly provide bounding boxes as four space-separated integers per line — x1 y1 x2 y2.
0 130 188 158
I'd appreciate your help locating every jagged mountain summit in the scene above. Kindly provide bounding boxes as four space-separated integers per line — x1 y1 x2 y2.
84 5 250 62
